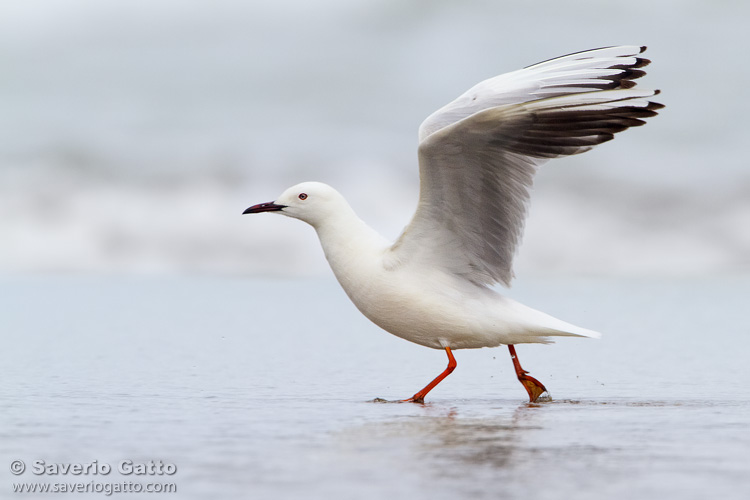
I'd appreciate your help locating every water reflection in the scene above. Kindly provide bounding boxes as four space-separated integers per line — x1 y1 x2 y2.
337 402 547 476
419 405 545 471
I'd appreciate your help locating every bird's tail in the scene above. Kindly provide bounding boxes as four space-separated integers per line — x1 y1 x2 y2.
504 297 602 342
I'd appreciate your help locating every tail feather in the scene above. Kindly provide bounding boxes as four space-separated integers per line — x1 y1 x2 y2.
505 298 602 341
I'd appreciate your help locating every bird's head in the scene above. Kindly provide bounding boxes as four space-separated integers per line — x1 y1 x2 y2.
243 181 346 228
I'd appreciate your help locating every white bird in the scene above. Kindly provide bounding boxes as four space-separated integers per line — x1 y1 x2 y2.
244 46 662 402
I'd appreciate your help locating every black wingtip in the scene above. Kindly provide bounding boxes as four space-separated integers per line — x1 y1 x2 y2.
622 68 647 80
650 90 665 110
648 100 665 111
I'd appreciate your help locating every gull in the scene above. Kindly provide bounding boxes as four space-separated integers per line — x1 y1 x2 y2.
244 46 662 403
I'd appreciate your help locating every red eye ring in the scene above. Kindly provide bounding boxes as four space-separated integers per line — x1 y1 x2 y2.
298 193 308 200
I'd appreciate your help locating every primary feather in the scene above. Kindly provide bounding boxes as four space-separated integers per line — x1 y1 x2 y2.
390 45 663 287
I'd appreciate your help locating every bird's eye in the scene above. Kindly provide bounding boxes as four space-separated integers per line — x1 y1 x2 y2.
298 193 308 200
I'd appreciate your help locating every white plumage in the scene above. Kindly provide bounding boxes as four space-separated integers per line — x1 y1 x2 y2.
244 46 662 402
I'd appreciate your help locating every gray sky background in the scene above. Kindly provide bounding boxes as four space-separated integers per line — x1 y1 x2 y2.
2 0 748 278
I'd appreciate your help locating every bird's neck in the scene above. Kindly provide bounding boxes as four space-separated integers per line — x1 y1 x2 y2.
313 208 390 291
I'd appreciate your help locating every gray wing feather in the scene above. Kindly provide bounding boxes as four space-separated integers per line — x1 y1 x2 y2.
389 46 663 287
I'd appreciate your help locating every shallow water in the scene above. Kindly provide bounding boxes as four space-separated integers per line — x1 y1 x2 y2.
1 275 749 499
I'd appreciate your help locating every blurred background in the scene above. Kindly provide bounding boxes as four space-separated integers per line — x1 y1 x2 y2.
2 0 748 279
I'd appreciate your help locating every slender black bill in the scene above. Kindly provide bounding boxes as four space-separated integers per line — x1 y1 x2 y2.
242 202 287 214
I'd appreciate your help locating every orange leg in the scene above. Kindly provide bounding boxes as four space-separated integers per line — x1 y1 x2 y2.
403 347 457 403
508 345 548 402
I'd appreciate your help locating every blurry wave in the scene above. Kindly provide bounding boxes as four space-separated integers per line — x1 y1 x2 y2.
2 164 748 277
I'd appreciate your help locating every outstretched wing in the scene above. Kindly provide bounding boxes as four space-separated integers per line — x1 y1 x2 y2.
388 46 663 286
